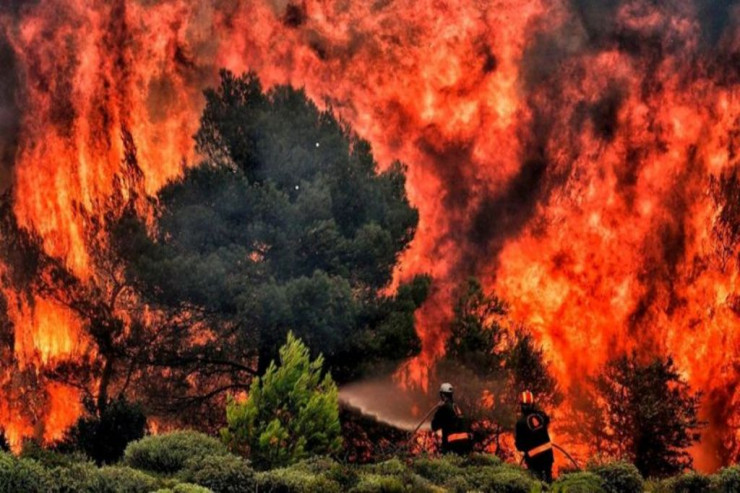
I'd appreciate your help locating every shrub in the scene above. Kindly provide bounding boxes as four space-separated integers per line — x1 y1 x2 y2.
222 332 342 469
255 466 342 492
643 478 673 493
0 452 50 493
715 465 740 492
289 456 357 489
463 452 503 468
97 466 160 493
552 472 606 493
153 484 213 493
589 461 644 493
412 456 464 484
467 467 540 493
667 472 713 493
350 473 405 493
60 398 147 465
124 430 230 474
21 440 90 469
365 458 408 476
179 454 255 493
48 462 106 492
444 475 473 493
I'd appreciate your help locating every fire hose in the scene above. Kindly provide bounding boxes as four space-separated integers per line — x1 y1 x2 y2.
518 443 581 470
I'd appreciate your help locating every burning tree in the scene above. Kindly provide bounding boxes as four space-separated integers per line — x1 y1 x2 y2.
439 278 560 456
567 353 703 478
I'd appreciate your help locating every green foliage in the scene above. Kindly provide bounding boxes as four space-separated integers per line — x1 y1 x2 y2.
178 454 255 493
465 466 541 493
48 462 106 493
58 397 147 465
97 466 160 493
464 452 504 467
0 452 50 493
589 461 644 493
222 332 341 469
665 471 714 493
255 467 343 493
715 465 740 491
20 440 89 469
552 472 606 493
412 456 464 484
350 471 440 493
171 485 213 493
572 354 703 478
349 474 407 493
288 456 358 489
118 69 422 402
124 430 230 474
152 485 212 493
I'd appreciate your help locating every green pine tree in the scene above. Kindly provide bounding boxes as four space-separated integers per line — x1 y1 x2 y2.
222 332 342 469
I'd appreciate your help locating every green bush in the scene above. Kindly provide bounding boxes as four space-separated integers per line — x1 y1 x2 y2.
467 467 540 493
289 456 357 489
223 333 342 469
97 466 160 492
48 462 106 492
412 456 464 484
715 465 740 492
350 473 405 493
153 484 213 493
443 475 473 493
179 454 255 493
589 461 644 493
365 458 408 476
464 452 503 468
350 472 441 493
667 472 713 493
552 471 606 493
124 430 230 474
0 452 50 493
356 459 441 493
255 466 342 493
20 440 90 469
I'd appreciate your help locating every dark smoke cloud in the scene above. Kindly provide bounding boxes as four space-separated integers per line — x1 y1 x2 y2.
0 0 41 16
696 0 740 47
0 34 20 193
466 155 547 261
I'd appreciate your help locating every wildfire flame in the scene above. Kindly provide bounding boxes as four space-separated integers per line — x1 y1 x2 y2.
1 0 739 469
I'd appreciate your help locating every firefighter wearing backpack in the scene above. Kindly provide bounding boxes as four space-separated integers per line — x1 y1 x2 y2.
431 383 472 455
515 390 554 483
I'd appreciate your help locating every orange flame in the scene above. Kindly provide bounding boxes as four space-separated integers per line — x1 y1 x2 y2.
0 0 738 469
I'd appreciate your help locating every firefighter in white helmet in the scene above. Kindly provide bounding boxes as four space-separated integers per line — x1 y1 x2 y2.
431 383 472 455
515 390 554 483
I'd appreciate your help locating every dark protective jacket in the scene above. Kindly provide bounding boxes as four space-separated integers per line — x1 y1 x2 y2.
515 407 554 461
431 401 471 453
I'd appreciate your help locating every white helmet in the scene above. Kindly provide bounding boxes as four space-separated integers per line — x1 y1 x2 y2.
439 383 454 394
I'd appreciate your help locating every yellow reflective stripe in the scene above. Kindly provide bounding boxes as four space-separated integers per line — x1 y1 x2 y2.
447 433 469 442
526 442 552 457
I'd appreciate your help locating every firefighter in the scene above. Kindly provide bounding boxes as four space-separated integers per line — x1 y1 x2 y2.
431 383 472 455
515 390 554 483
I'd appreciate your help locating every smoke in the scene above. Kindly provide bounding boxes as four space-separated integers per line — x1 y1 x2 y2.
0 33 19 193
0 0 738 465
